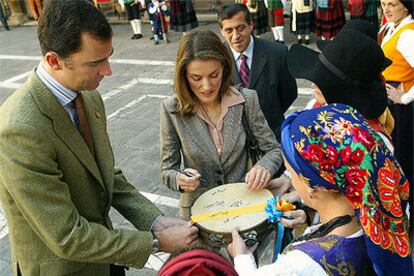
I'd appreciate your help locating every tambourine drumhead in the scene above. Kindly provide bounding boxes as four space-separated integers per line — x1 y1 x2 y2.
191 183 273 232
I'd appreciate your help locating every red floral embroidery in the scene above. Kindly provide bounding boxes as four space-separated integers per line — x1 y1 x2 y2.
398 180 410 201
346 167 367 189
361 209 410 257
301 144 324 163
352 127 375 150
320 172 336 184
378 159 404 217
296 108 411 258
381 231 391 248
392 235 410 256
345 185 363 207
325 146 339 165
340 147 364 166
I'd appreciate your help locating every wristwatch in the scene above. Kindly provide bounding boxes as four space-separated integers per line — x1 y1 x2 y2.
151 231 160 254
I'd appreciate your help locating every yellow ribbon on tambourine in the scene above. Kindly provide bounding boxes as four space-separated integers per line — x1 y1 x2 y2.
191 203 267 223
190 198 296 223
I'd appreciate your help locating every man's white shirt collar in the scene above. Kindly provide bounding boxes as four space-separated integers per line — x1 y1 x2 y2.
230 35 255 70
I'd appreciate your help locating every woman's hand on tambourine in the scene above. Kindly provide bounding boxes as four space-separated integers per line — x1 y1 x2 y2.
177 168 201 192
280 210 307 228
227 228 258 258
245 166 271 192
386 83 405 104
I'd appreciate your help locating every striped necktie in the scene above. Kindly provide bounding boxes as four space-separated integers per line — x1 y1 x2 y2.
74 93 95 157
239 54 250 88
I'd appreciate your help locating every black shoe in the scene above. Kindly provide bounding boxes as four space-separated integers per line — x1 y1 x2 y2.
278 40 285 44
298 38 303 44
135 34 143 39
131 34 137 39
305 39 310 45
150 36 154 40
154 40 159 45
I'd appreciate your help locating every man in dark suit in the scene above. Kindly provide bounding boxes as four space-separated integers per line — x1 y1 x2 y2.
218 3 297 141
0 1 197 275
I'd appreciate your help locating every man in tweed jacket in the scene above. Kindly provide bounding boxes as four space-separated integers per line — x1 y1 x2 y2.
0 1 197 275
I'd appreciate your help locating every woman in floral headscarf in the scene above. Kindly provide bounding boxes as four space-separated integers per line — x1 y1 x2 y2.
228 104 412 276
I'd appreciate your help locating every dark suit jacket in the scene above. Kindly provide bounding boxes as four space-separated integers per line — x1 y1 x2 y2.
0 72 162 275
231 37 298 140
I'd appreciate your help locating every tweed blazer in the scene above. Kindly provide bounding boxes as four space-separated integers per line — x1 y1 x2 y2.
0 72 162 276
231 37 298 140
160 87 283 218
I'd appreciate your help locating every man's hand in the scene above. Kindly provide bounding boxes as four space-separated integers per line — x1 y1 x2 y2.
280 210 307 228
177 168 201 192
154 222 199 253
245 165 271 191
227 228 258 258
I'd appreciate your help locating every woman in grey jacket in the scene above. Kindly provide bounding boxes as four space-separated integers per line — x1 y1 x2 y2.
160 29 283 218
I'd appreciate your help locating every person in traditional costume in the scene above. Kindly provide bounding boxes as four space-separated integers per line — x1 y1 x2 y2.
265 0 286 42
314 0 346 40
267 26 396 234
119 0 145 39
290 0 314 44
349 0 380 31
288 29 394 151
310 20 395 150
378 0 414 243
148 0 169 44
245 0 270 36
228 103 413 276
168 0 199 35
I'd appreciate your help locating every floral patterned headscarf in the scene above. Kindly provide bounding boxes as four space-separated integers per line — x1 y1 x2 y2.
281 103 412 276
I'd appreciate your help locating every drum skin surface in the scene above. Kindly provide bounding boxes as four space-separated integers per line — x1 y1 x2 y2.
191 183 274 247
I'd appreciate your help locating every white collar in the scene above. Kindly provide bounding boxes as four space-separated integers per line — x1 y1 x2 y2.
230 35 255 62
381 14 414 34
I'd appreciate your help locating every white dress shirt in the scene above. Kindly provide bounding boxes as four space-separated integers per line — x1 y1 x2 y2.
230 36 255 74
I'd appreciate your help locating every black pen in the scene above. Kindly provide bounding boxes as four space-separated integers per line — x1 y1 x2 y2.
281 215 294 220
173 168 208 183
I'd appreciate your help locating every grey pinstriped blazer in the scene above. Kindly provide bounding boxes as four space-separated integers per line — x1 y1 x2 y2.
160 87 283 218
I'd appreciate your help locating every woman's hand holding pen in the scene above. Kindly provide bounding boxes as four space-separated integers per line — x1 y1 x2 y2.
176 168 201 192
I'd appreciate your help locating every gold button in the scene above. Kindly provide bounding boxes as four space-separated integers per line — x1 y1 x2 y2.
95 112 101 119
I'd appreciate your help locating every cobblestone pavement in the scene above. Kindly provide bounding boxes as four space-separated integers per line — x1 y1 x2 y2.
0 20 315 275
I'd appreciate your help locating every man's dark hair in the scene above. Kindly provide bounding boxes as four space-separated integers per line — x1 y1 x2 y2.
37 0 112 59
217 3 251 28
